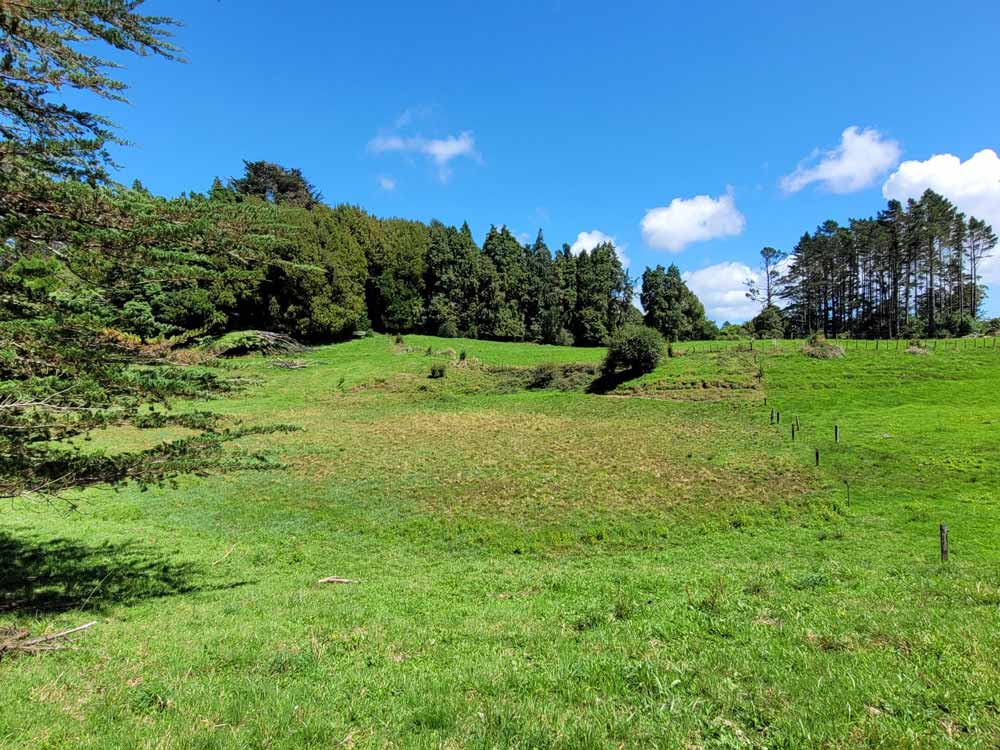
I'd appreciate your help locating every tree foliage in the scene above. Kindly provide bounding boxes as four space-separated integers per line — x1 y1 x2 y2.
0 0 180 182
641 264 713 341
780 191 995 338
230 161 321 208
602 325 664 375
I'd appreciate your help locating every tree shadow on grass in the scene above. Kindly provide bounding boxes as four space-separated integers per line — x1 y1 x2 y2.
586 368 642 394
0 530 248 616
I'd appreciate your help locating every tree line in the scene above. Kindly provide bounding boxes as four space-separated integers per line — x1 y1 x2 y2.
775 191 997 338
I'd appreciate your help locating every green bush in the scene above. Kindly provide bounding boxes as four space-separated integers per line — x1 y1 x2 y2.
429 363 447 379
602 325 664 375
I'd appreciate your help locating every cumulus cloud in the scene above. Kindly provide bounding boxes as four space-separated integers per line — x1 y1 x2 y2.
780 126 901 194
882 149 1000 282
640 190 745 252
368 131 479 181
682 261 759 322
570 229 629 268
377 175 396 191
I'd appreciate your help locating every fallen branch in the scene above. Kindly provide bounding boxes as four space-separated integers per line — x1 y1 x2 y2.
271 359 311 370
317 576 359 585
0 621 97 658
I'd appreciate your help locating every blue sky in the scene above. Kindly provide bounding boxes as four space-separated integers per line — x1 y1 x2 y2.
106 0 1000 321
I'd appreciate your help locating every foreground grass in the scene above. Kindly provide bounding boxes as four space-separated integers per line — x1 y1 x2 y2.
2 335 999 748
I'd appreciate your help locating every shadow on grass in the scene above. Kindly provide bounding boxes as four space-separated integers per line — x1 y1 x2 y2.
0 531 248 615
586 368 643 394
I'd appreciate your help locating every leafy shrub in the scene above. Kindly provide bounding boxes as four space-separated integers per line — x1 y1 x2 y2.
429 363 447 378
899 317 927 339
525 363 598 391
749 304 785 339
552 328 575 347
602 325 665 375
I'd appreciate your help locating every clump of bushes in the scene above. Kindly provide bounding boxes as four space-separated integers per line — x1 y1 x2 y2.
525 363 599 391
428 363 447 379
906 338 929 355
602 325 665 375
802 332 844 359
486 362 598 392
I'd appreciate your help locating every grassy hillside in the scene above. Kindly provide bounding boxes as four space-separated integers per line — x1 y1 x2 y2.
2 335 999 749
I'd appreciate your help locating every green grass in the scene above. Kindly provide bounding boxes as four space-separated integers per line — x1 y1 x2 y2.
3 334 1000 748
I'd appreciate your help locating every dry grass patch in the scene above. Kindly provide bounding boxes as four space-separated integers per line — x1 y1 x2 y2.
334 408 815 521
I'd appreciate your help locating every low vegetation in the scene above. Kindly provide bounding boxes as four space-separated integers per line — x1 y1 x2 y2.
3 335 1000 748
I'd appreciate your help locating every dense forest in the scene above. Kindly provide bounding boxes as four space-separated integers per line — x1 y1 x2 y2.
2 160 638 347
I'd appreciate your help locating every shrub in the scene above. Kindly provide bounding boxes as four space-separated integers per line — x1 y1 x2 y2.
748 304 785 339
602 325 665 375
429 363 447 379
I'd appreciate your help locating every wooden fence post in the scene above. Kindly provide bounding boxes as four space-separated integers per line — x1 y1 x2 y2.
940 524 949 562
815 448 820 466
835 425 840 443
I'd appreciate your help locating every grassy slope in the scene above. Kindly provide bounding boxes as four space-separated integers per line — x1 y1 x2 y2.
2 335 999 749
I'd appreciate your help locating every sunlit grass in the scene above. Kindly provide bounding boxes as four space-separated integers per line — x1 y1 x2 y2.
2 334 999 748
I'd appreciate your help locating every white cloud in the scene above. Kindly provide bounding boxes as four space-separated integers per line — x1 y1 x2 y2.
640 190 745 252
377 175 396 191
570 229 629 268
682 261 759 322
368 131 480 181
882 149 1000 282
780 126 901 194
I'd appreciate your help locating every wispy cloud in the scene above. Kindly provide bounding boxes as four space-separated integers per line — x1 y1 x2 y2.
641 189 745 252
368 130 480 182
781 126 900 194
393 106 432 129
377 175 397 191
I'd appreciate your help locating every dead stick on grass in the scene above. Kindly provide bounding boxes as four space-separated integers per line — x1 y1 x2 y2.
318 577 359 585
2 621 98 656
23 621 97 647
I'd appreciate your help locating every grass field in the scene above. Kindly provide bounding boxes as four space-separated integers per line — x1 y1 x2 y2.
3 334 999 749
